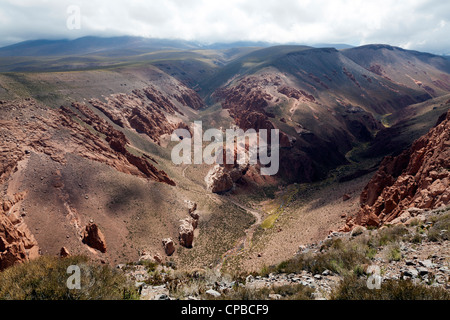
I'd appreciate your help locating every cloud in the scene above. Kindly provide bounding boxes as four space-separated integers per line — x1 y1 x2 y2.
0 0 448 54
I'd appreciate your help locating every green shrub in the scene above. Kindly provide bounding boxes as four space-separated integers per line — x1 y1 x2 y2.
269 239 368 275
377 225 409 246
386 245 402 262
0 256 138 300
428 213 450 242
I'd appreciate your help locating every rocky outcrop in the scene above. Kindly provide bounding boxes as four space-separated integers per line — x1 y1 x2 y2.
82 223 107 253
0 193 39 270
344 110 450 230
162 238 175 256
205 165 234 193
88 85 203 144
178 219 194 248
68 103 176 186
0 99 175 186
205 162 249 194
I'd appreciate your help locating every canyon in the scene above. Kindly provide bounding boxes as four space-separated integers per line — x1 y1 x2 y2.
0 38 449 287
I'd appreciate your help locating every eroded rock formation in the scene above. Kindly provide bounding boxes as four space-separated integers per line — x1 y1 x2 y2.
344 109 450 230
88 85 203 144
82 223 107 253
0 193 39 270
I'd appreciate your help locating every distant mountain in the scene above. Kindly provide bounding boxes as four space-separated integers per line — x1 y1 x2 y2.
342 44 450 97
310 43 354 50
0 36 202 57
0 37 356 57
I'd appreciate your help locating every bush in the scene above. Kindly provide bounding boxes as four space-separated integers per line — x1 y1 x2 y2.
0 256 138 300
269 238 368 275
376 225 409 246
385 245 402 262
331 276 450 300
428 213 450 242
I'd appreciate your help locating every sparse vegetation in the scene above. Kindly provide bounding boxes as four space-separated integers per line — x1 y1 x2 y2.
331 276 450 300
428 212 450 242
265 238 369 276
0 256 139 300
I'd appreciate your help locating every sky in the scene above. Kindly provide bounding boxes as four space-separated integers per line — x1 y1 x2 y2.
0 0 449 54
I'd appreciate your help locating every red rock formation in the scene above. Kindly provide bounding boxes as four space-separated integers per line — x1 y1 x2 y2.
0 193 39 270
88 85 202 144
344 110 450 230
277 86 315 102
82 223 107 253
68 103 176 186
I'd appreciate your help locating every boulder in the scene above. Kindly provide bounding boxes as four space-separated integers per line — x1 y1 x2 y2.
82 223 107 253
179 220 194 248
162 238 175 256
60 247 70 258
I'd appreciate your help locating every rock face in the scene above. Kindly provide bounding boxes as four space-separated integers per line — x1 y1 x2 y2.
162 238 175 256
82 223 107 253
0 193 39 270
344 110 450 230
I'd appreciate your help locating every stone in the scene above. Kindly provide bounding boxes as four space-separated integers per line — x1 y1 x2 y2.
417 267 429 276
322 270 331 276
403 268 419 278
205 289 221 298
82 223 107 253
419 260 434 268
60 247 70 258
162 238 175 256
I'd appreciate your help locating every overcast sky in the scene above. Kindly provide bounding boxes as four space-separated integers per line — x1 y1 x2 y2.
0 0 449 54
